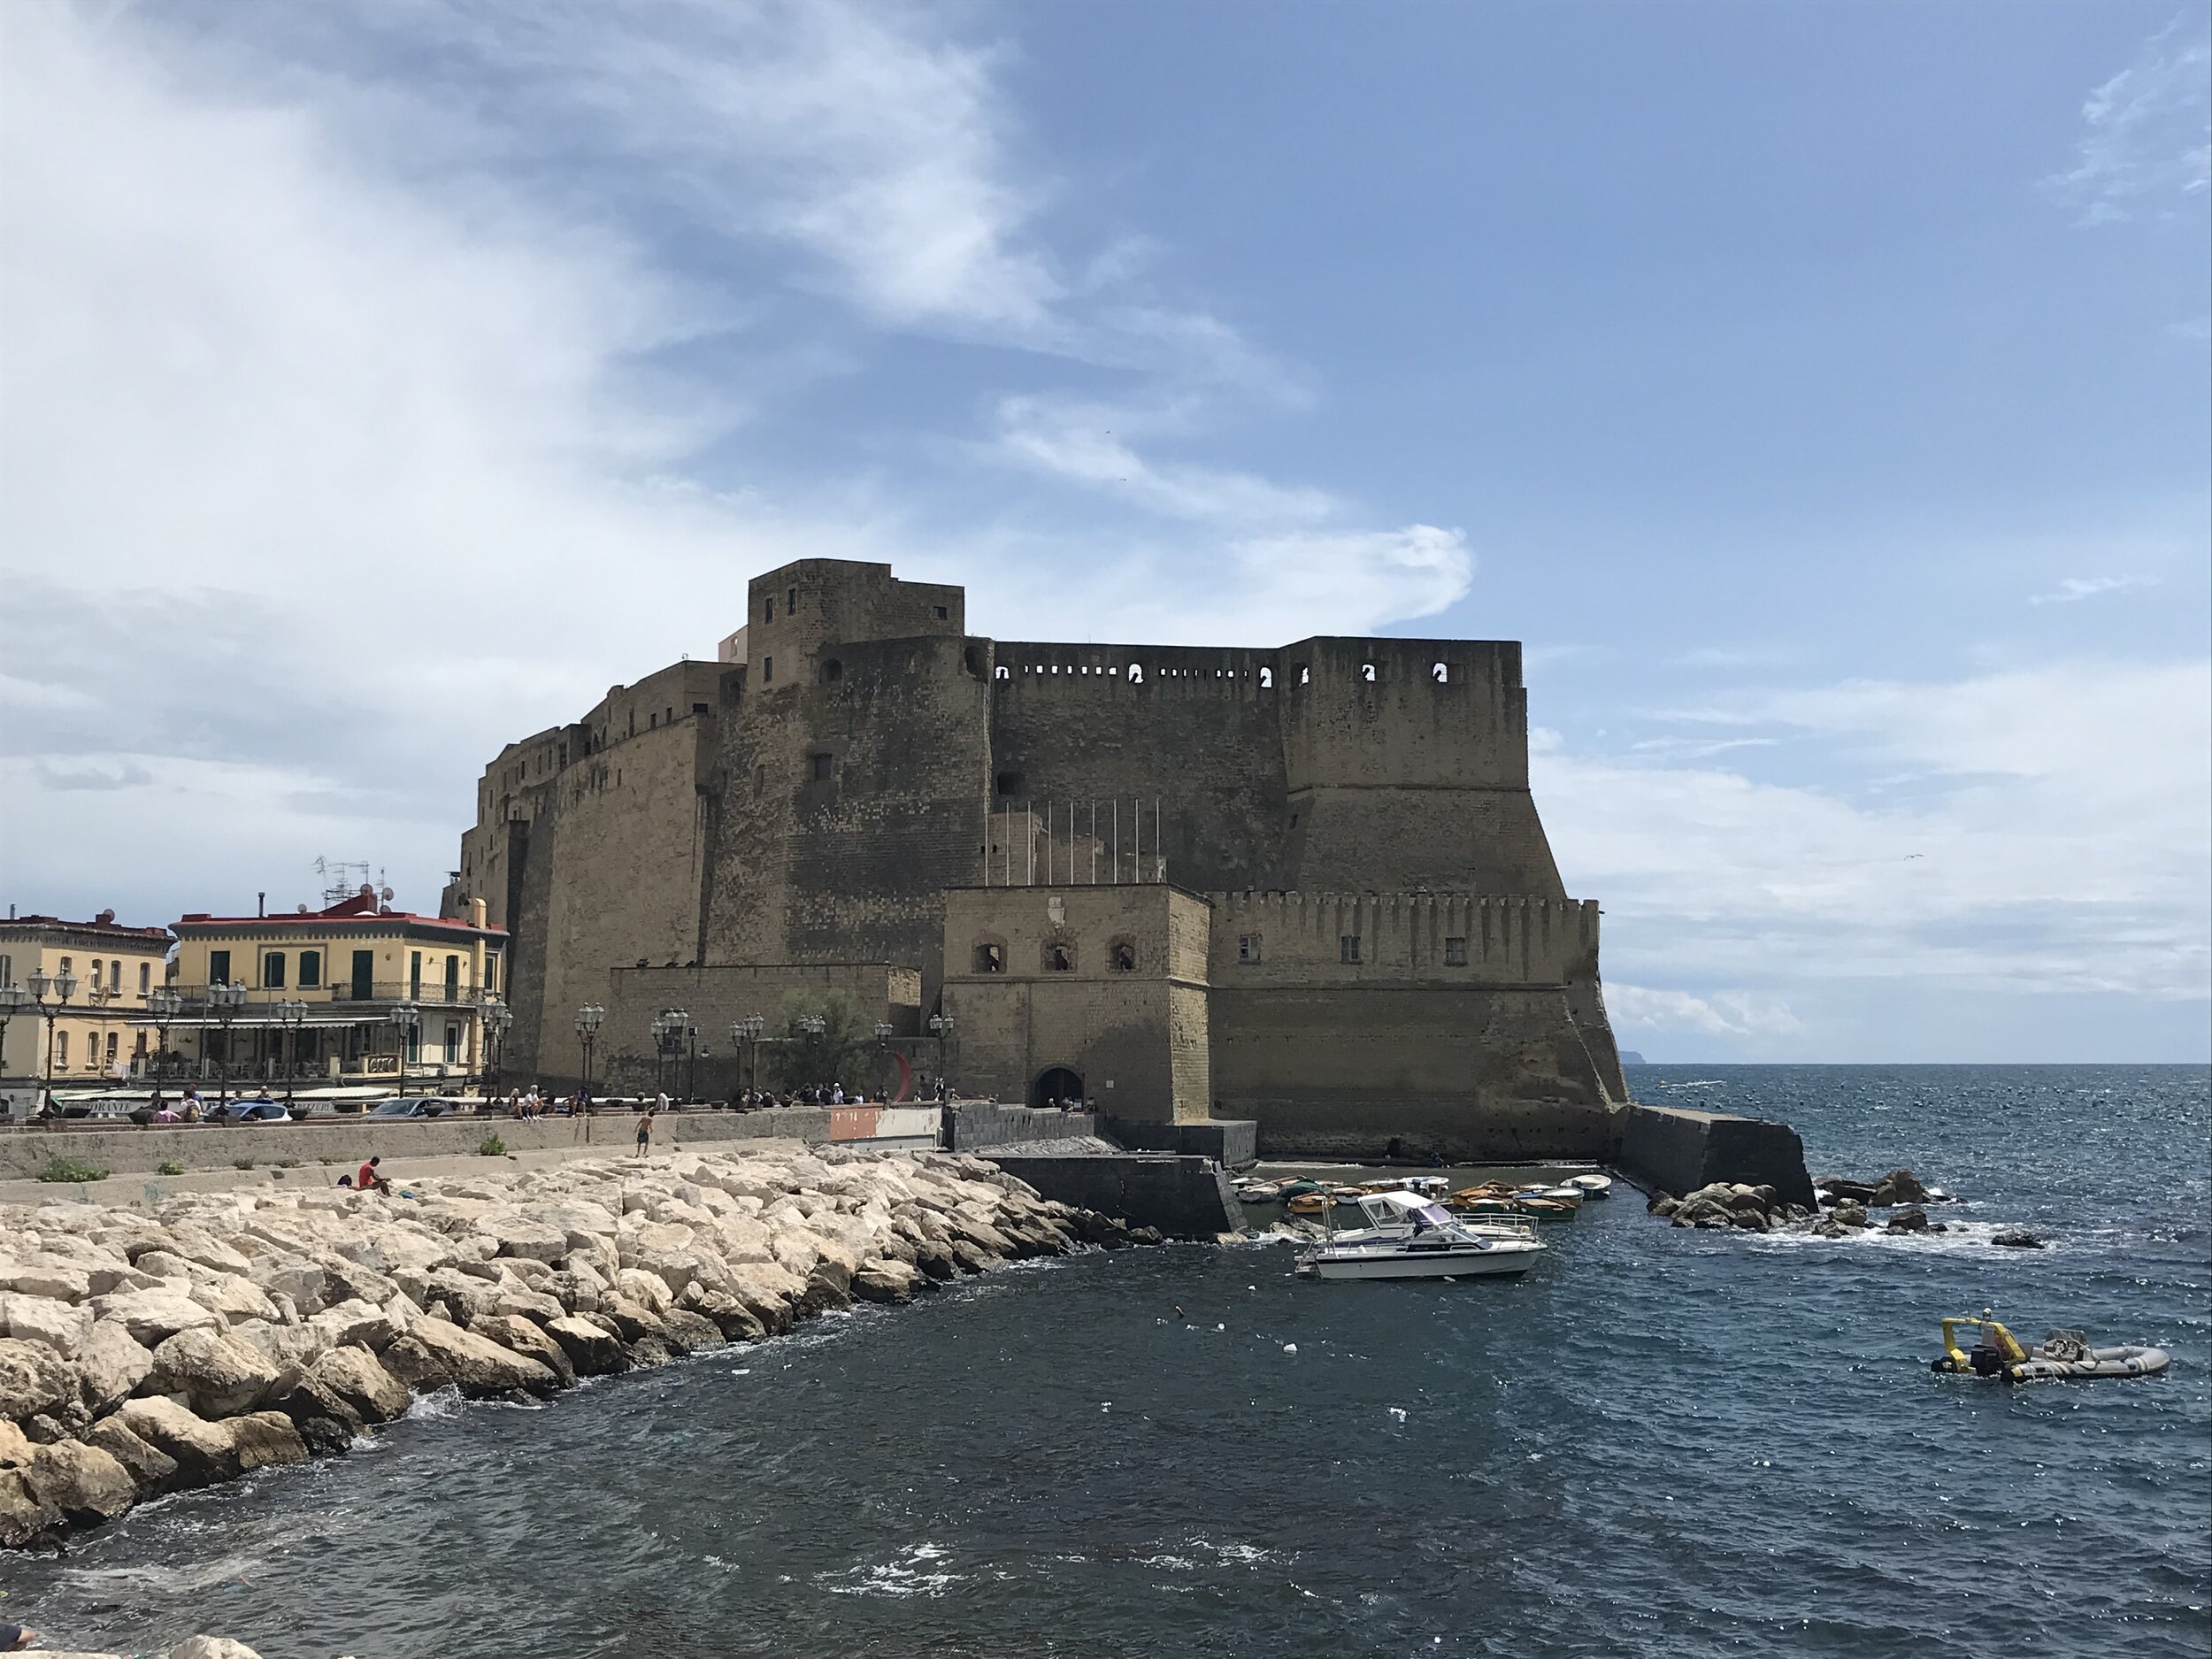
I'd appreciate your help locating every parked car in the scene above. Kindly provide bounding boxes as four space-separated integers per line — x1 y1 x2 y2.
224 1100 292 1124
369 1096 464 1119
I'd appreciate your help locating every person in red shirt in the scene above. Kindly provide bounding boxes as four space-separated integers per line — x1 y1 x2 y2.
356 1156 390 1195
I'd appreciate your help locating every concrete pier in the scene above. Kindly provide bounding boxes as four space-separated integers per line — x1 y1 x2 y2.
1617 1103 1815 1210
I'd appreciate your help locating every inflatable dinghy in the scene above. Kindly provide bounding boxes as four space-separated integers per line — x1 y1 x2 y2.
1932 1312 2170 1383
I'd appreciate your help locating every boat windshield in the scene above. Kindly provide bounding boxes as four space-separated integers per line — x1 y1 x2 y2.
1409 1203 1455 1230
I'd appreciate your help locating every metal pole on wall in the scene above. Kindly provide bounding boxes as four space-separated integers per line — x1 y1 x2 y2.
1091 801 1097 884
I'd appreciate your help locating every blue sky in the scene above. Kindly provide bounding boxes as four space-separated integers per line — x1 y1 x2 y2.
2 1 2206 1061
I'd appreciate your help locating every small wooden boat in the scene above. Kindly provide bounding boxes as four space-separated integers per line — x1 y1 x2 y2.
1566 1173 1613 1198
1287 1192 1333 1215
1517 1185 1584 1211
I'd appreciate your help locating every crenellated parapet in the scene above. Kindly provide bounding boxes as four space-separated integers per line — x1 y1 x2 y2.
1207 891 1600 987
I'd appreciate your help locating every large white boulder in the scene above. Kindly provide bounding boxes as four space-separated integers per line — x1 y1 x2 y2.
143 1328 288 1418
88 1290 222 1348
0 1335 78 1424
2 1293 95 1358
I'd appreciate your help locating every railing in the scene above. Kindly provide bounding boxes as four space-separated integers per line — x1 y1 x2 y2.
159 982 493 1010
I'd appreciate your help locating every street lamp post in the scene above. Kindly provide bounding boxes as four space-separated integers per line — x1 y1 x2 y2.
388 1001 421 1095
730 1014 764 1097
27 965 79 1118
483 998 513 1094
574 1002 604 1106
651 1009 689 1102
204 979 245 1110
276 999 307 1105
928 1012 955 1100
146 987 182 1081
0 986 33 1110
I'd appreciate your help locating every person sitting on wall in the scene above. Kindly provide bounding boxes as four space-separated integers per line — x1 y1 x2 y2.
355 1156 391 1196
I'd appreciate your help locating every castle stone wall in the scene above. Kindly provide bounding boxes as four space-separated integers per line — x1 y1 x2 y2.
449 557 1624 1150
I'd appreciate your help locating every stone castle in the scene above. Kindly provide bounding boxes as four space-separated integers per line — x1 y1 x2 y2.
445 557 1627 1158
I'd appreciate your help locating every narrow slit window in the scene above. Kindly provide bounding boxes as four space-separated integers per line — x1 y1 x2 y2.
1340 934 1362 964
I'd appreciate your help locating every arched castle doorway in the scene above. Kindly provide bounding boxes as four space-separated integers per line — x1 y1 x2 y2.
1032 1065 1084 1110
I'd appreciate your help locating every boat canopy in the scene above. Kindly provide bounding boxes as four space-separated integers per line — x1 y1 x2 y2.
1357 1191 1457 1229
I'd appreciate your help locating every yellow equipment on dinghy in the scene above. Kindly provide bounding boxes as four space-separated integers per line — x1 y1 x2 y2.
1931 1310 2170 1382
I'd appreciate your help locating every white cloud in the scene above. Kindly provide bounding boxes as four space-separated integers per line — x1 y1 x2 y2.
2028 573 2159 604
0 1 1474 927
990 394 1338 526
2046 22 2212 224
1229 526 1472 634
1541 660 2212 1019
1605 984 1801 1041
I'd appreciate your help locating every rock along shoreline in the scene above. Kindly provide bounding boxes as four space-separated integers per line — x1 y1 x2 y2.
0 1142 1164 1561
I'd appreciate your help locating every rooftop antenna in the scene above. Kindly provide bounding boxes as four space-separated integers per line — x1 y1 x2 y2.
313 858 385 909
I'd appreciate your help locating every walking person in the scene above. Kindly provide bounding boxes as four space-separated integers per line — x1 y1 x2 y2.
634 1108 654 1158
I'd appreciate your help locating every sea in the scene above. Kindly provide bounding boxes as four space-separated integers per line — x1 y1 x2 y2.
5 1065 2207 1658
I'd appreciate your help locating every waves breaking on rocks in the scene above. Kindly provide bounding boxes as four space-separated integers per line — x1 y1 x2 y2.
0 1142 1164 1558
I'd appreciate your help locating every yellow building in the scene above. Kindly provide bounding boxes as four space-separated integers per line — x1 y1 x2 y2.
0 911 175 1113
166 890 509 1091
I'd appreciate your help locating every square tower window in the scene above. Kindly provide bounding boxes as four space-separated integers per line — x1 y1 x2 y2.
810 753 833 781
1444 937 1469 967
1044 941 1075 972
1237 933 1262 964
933 604 949 619
973 941 1004 973
1109 939 1137 972
1340 935 1362 965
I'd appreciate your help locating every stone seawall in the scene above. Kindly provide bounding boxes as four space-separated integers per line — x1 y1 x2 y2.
0 1109 838 1182
982 1153 1245 1240
1618 1104 1815 1210
1103 1117 1259 1169
946 1105 1099 1151
0 1142 1163 1554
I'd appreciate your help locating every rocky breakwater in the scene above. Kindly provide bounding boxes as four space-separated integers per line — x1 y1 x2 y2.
1650 1167 1996 1241
0 1146 1161 1551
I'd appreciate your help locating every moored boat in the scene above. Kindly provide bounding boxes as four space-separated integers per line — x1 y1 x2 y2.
1566 1173 1613 1198
1296 1194 1548 1280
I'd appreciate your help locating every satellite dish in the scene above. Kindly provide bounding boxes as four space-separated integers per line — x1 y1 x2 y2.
380 887 395 902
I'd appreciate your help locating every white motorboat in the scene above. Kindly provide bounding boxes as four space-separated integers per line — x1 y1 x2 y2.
1296 1194 1548 1280
1325 1189 1535 1245
1566 1173 1613 1198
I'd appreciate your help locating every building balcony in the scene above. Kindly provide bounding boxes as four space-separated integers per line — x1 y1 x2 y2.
154 983 495 1017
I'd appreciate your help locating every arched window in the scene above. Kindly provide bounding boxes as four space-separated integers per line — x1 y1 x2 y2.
1259 665 1273 688
1109 937 1137 972
1043 941 1076 972
995 664 1010 680
1128 664 1145 684
1432 662 1449 683
973 939 1005 974
1361 662 1378 683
